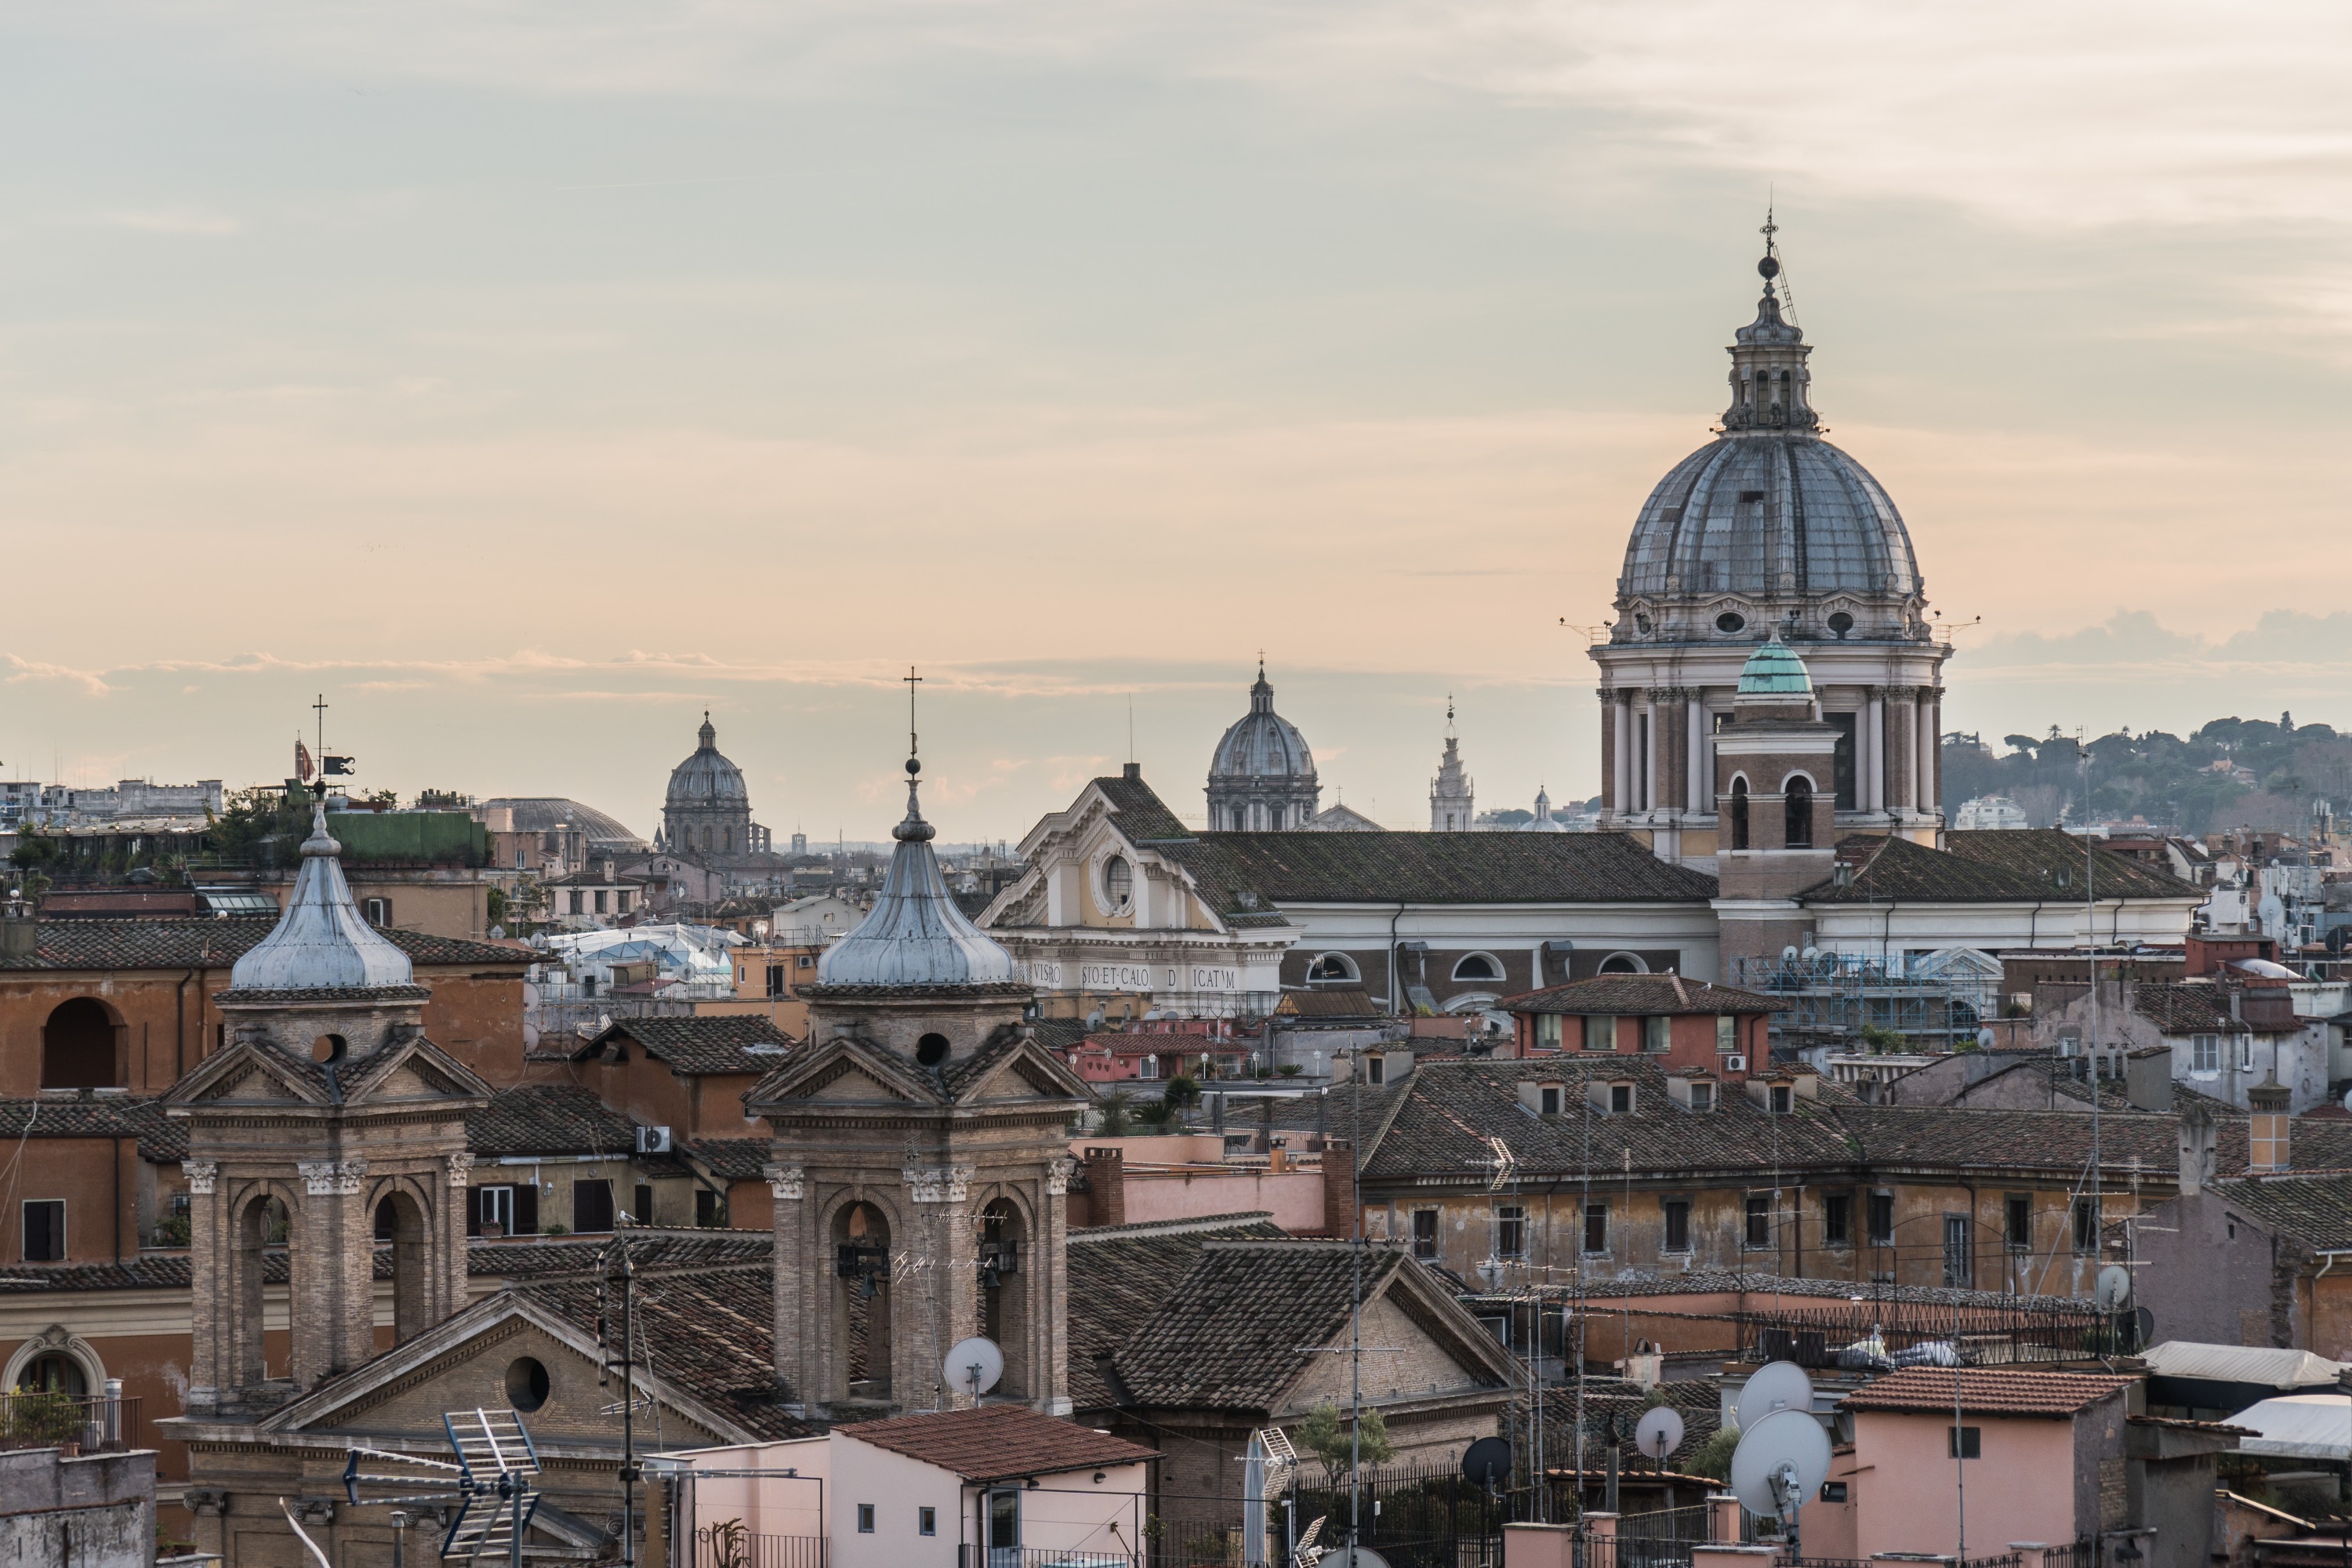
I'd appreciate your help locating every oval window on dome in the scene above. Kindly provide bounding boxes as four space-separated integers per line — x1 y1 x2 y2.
1716 612 1746 634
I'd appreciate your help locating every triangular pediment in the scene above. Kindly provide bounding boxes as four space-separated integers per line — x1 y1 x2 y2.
946 1036 1093 1107
743 1033 936 1111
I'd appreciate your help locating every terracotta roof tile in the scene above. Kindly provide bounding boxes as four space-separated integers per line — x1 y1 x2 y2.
1841 1367 2133 1417
1066 1214 1289 1410
841 1405 1156 1483
1501 975 1788 1016
586 1015 795 1076
0 918 528 972
0 1095 185 1162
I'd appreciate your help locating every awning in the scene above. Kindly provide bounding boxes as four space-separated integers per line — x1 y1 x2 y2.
2143 1341 2347 1390
2229 1395 2352 1461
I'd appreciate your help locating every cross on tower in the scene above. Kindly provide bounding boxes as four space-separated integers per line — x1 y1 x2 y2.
904 666 922 759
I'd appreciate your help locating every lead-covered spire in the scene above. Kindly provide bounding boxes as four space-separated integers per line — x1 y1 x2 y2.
229 797 415 992
817 751 1015 989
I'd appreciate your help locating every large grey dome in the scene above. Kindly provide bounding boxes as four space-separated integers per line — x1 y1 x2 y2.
1210 669 1316 784
817 763 1015 989
481 797 645 849
665 714 749 807
1620 434 1920 601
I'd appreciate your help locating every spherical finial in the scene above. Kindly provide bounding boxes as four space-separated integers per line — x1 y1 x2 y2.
906 757 921 777
1758 254 1780 280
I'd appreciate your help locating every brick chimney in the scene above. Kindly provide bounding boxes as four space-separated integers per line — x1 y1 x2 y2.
1081 1146 1126 1228
2249 1074 2292 1174
1323 1138 1356 1238
2177 1103 2216 1195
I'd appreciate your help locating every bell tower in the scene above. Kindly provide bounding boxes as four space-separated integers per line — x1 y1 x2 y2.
747 741 1091 1419
1711 637 1838 970
165 798 492 1415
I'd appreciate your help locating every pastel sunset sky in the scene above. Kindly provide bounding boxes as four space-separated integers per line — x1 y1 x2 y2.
2 2 2347 840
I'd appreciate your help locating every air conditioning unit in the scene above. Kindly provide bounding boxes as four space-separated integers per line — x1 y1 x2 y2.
635 1125 673 1156
1722 1055 1748 1073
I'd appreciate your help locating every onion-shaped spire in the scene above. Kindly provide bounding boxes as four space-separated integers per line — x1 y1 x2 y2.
229 798 415 992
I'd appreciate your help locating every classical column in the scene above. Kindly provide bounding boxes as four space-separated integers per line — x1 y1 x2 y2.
1611 695 1632 813
1598 691 1618 813
1927 689 1944 815
183 1160 222 1413
764 1163 811 1410
1042 1158 1075 1415
1915 691 1935 813
1642 700 1660 814
1686 697 1706 815
1864 691 1884 813
1885 692 1914 815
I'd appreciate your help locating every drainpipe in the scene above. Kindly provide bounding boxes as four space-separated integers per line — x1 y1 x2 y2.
1388 902 1405 1016
176 968 195 1080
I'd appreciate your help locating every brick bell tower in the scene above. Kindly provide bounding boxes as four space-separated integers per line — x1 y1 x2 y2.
1711 636 1838 972
746 742 1091 1420
165 797 492 1417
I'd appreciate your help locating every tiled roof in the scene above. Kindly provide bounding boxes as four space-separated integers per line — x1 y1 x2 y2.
1801 831 2203 906
1108 1240 1405 1412
515 1260 808 1440
1500 975 1788 1016
0 1095 185 1162
590 1015 795 1076
2132 982 2254 1035
0 1229 772 1294
0 918 528 973
1066 1214 1290 1410
684 1138 775 1181
2209 1173 2352 1251
1841 1367 2134 1417
1189 830 1719 906
842 1405 1157 1483
1093 774 1198 844
1540 1378 1721 1468
1276 989 1382 1018
466 1084 659 1162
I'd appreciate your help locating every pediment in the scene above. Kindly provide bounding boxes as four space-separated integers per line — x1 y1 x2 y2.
744 1033 935 1110
948 1038 1092 1107
804 1060 917 1102
184 1051 328 1108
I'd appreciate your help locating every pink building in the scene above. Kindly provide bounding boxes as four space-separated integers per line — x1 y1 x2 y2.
1497 973 1779 1080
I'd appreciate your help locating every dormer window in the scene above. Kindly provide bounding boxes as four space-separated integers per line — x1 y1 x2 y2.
1541 1085 1562 1116
1770 1085 1793 1114
1690 1082 1714 1112
1610 1083 1633 1115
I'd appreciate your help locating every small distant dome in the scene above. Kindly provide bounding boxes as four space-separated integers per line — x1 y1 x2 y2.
1209 668 1316 785
1737 635 1814 697
230 803 415 992
1521 786 1569 833
665 713 749 808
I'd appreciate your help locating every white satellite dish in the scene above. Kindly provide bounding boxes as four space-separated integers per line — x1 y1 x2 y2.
1634 1406 1686 1464
1729 1408 1832 1521
1780 946 1800 964
943 1336 1004 1400
1734 1360 1815 1432
2095 1265 2132 1312
1323 1550 1391 1568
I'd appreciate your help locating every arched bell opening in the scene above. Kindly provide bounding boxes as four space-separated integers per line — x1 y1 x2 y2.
41 998 122 1090
834 1202 892 1403
1784 775 1815 849
374 1189 431 1345
977 1199 1029 1400
234 1192 293 1388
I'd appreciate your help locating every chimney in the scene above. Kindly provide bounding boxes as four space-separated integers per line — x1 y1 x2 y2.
1323 1138 1356 1238
2125 1048 2172 1112
1082 1147 1126 1227
2177 1103 2216 1194
0 916 34 960
2249 1073 2292 1174
1122 762 1142 782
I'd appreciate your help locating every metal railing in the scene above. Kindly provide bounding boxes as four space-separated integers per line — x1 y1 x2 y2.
0 1391 142 1454
1737 1294 2129 1369
692 1525 827 1568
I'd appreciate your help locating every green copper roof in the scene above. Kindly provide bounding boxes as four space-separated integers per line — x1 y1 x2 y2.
1737 635 1813 696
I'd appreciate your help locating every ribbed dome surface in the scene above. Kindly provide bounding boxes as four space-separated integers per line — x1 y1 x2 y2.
1621 435 1918 601
665 715 749 807
817 767 1016 989
1737 635 1814 695
230 803 416 992
1210 670 1315 783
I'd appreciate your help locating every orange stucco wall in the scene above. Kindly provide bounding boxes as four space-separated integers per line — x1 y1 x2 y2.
1811 1410 2080 1556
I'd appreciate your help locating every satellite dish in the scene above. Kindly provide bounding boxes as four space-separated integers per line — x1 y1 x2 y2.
2095 1265 2132 1312
1635 1406 1686 1464
1800 947 1820 965
1728 1408 1831 1520
1780 946 1800 964
2133 1305 2155 1348
1461 1436 1511 1486
943 1336 1004 1399
1323 1551 1392 1568
1734 1360 1815 1432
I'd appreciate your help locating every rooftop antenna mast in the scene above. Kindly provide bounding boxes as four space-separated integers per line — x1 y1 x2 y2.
2082 730 2102 1276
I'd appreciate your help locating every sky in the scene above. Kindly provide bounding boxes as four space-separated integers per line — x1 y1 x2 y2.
1 2 2348 841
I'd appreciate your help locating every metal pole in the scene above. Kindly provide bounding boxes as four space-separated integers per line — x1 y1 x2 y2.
621 1240 639 1567
1955 1364 1965 1560
511 1481 524 1568
1349 1058 1363 1552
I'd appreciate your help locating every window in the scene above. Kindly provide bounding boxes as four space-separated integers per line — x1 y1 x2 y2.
22 1200 64 1262
1138 1055 1160 1081
1454 953 1503 982
616 890 632 915
1585 1016 1617 1051
1368 1056 1385 1086
1730 778 1750 850
1949 1426 1981 1460
2239 1036 2254 1071
1536 1014 1563 1051
1784 776 1813 848
1942 1214 1973 1287
1824 1193 1852 1247
766 965 786 998
1609 1083 1632 1115
633 1184 653 1226
1412 1210 1439 1261
568 891 585 916
1642 1015 1671 1053
1744 1195 1772 1250
572 1179 615 1235
988 1490 1020 1554
1716 1015 1737 1053
1103 856 1133 909
695 1188 720 1227
594 890 609 915
1662 1199 1691 1253
1539 1086 1562 1116
1584 1203 1608 1254
2073 1197 2098 1254
1769 1086 1793 1115
2192 1034 2220 1073
857 1504 876 1534
1494 1205 1526 1260
476 1184 539 1237
1308 953 1359 983
1820 1481 1849 1503
1690 1082 1714 1112
919 1508 937 1537
1867 1192 1894 1245
361 896 390 926
2005 1195 2031 1250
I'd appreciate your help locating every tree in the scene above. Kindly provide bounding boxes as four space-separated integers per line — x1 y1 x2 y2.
1688 1422 1739 1481
1159 1074 1203 1127
1096 1091 1134 1138
1298 1401 1395 1473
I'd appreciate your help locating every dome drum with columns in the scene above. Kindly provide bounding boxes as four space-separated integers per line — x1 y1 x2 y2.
1592 235 1950 869
1207 663 1319 832
659 713 772 859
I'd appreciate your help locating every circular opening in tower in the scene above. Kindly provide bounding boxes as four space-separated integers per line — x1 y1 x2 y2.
1715 612 1746 634
916 1033 951 1068
1827 612 1853 638
505 1356 550 1412
310 1033 348 1064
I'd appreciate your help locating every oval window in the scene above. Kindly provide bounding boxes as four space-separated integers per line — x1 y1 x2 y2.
1827 612 1854 637
505 1356 550 1413
1716 612 1746 634
916 1033 951 1067
1103 856 1133 909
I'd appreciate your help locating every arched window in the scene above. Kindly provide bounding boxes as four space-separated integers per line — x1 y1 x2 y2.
1232 808 1247 832
1599 953 1648 975
1785 776 1814 848
376 1189 430 1344
978 1200 1028 1397
1730 778 1750 851
724 829 732 853
41 999 118 1090
1452 953 1504 983
1307 953 1359 983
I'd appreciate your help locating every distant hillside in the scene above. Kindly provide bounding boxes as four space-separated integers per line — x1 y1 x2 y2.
1941 714 2352 836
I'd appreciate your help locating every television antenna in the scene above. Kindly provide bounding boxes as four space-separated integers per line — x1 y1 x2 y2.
1728 1406 1831 1559
335 1408 543 1566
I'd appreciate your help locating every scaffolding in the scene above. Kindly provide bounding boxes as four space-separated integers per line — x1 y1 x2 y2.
1731 950 1997 1055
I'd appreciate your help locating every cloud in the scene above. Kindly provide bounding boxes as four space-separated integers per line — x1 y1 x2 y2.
86 207 242 236
3 656 113 697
